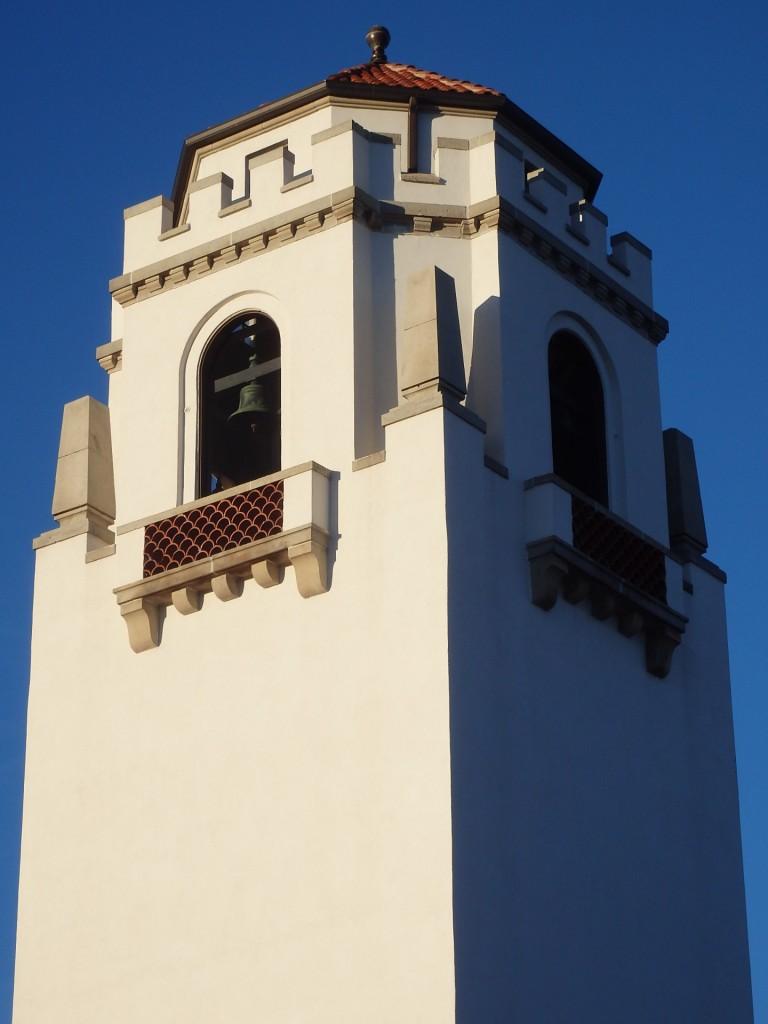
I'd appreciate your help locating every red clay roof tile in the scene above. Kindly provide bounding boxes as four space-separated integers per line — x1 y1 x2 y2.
326 62 502 98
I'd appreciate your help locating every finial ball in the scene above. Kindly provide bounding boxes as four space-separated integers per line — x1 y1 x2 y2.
366 25 391 64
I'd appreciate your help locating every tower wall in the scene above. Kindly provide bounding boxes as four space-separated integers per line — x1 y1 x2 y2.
15 71 752 1023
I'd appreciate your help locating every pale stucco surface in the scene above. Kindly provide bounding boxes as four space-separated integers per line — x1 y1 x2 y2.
15 79 752 1023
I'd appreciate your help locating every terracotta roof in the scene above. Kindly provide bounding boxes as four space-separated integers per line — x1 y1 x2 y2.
325 62 502 97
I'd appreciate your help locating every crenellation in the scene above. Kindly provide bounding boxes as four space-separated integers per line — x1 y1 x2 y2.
466 135 500 200
114 105 659 323
525 167 568 215
488 132 525 199
609 231 653 305
244 142 297 211
280 170 314 192
123 195 174 270
188 172 234 223
568 198 608 249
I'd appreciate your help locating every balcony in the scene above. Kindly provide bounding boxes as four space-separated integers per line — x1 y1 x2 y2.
524 475 687 678
114 462 332 652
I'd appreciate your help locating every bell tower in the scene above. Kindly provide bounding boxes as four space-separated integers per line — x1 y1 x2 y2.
15 28 752 1023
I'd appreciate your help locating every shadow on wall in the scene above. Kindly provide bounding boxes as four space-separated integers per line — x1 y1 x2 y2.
466 295 504 466
354 146 397 459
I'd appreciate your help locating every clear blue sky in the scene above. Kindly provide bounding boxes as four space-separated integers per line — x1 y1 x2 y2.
1 0 766 1020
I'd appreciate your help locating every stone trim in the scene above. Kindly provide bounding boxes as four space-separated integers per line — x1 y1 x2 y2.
158 222 191 240
527 536 687 679
85 544 116 563
111 186 667 343
483 198 668 343
34 397 116 553
611 230 652 258
524 475 687 678
468 131 523 158
218 197 252 218
382 391 486 431
115 462 333 652
116 460 330 536
189 172 233 194
170 86 601 220
281 172 314 193
34 512 114 551
527 167 567 194
124 195 173 220
352 451 386 471
109 185 363 307
310 120 398 147
95 338 123 374
435 137 469 151
484 454 509 478
401 172 441 183
115 523 330 653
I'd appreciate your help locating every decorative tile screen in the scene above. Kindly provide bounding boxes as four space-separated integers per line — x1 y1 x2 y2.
571 496 666 602
143 482 283 578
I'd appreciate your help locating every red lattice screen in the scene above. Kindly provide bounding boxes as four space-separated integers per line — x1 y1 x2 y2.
143 482 283 578
571 496 666 601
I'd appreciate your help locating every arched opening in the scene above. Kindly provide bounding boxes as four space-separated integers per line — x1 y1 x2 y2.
548 329 608 506
198 313 281 497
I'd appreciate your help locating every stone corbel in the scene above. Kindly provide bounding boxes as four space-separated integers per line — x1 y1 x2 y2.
645 624 681 680
252 559 284 588
530 552 568 610
589 586 616 621
617 604 644 638
171 587 202 615
562 572 589 605
120 598 161 653
114 464 335 650
288 535 329 598
527 534 687 679
211 574 243 601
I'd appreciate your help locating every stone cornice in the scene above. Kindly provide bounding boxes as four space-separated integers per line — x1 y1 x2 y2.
109 185 363 307
110 187 667 343
488 199 669 343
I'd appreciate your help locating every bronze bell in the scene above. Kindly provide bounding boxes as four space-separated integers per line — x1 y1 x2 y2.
228 353 268 427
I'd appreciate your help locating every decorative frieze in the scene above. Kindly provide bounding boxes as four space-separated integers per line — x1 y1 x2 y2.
110 186 667 344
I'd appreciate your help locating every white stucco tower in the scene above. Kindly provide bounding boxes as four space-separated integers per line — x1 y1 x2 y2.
15 27 753 1023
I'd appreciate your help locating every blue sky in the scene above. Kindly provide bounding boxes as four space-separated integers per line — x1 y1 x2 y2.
1 0 766 1020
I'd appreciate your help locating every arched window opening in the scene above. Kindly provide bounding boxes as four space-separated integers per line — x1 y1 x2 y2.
199 313 281 497
548 330 608 506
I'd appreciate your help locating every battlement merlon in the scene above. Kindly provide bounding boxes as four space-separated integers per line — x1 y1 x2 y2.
117 102 656 313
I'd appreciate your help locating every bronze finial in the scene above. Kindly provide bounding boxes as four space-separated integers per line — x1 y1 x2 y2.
365 25 391 64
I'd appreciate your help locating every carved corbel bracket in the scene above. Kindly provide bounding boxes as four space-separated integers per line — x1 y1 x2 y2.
114 466 335 650
527 538 686 679
252 559 284 588
288 536 329 598
171 587 202 615
530 552 568 610
211 573 244 602
645 624 681 680
120 598 161 653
